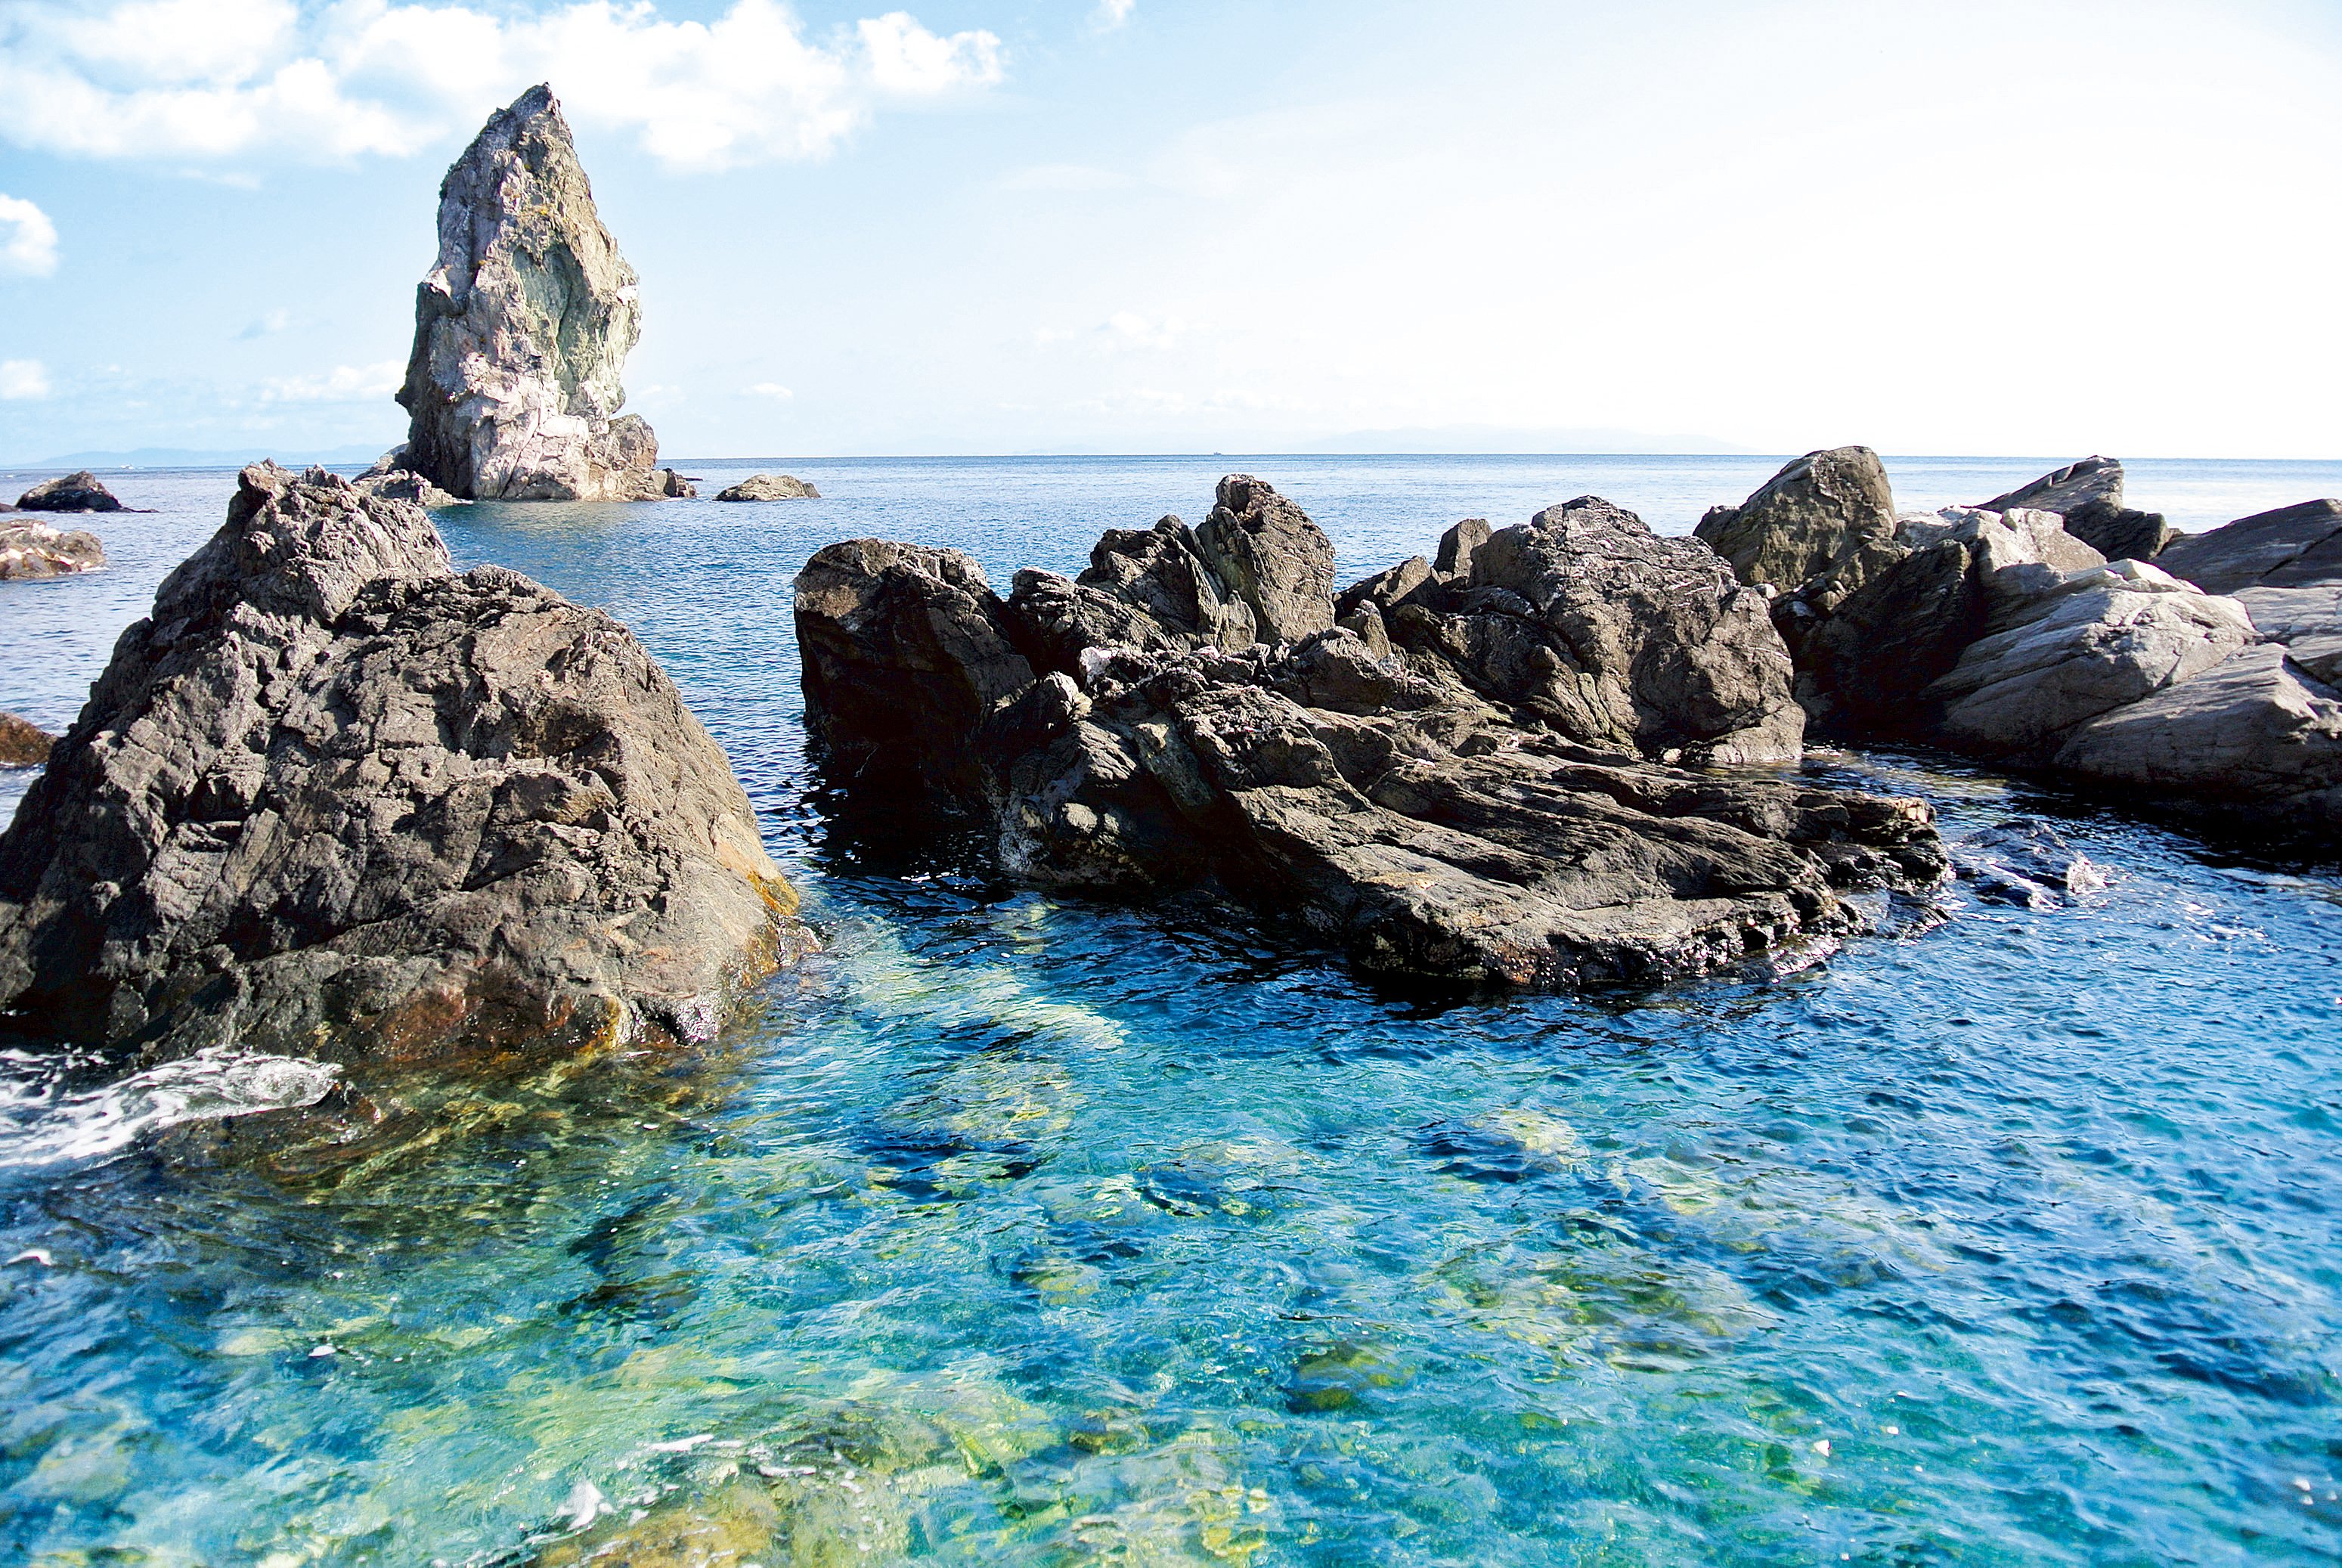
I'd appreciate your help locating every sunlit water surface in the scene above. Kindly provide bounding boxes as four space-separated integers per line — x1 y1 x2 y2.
1 455 2339 1566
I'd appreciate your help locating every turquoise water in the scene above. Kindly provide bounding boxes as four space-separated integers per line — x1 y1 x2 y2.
2 456 2340 1564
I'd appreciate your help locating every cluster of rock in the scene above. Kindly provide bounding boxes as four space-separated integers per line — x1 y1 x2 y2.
717 474 820 502
388 85 685 504
0 471 120 578
1699 448 2342 834
797 476 1943 989
0 463 807 1063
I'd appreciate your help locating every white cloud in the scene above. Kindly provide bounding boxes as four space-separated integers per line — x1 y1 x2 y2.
745 382 794 398
0 0 1007 172
1092 0 1135 30
0 194 59 276
261 358 402 402
859 11 1003 97
0 360 52 399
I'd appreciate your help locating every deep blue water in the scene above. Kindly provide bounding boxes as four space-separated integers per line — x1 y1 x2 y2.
1 454 2339 1565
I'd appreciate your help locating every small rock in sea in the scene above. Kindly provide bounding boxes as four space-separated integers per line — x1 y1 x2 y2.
661 469 699 498
0 460 813 1063
716 474 820 502
0 519 106 579
16 471 126 513
0 712 54 768
1951 820 2107 908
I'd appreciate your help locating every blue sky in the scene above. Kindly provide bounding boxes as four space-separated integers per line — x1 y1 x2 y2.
0 0 2337 463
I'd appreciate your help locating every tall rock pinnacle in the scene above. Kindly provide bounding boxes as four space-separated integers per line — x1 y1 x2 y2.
397 85 668 501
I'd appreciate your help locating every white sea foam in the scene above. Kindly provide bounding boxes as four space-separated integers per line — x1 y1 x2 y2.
0 1046 339 1168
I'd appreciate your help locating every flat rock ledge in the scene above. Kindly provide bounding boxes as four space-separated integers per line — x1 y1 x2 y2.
795 476 1944 989
0 462 810 1065
0 518 106 578
717 474 820 502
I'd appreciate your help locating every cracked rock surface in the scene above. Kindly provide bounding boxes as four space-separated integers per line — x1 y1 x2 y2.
0 463 806 1064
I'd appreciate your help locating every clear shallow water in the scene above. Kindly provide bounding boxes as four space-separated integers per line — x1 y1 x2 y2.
2 455 2340 1565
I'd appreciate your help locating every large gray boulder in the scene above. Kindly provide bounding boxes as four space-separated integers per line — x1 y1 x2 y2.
0 518 105 579
1926 562 2256 759
795 479 1944 990
1400 497 1805 764
1194 475 1337 645
17 472 127 513
0 463 805 1063
2055 644 2342 832
1696 447 1902 627
396 85 671 503
2157 499 2342 593
1977 456 2173 562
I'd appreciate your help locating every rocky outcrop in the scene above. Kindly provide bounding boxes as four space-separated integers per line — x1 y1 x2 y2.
0 462 806 1064
0 518 106 578
717 474 820 501
1712 454 2342 837
795 479 1944 990
661 469 698 499
1194 475 1337 645
0 714 52 768
1696 448 1902 641
17 472 126 513
396 85 672 503
2157 499 2342 593
1978 456 2173 562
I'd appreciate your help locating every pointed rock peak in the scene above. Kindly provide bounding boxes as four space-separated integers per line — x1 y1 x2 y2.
398 85 669 502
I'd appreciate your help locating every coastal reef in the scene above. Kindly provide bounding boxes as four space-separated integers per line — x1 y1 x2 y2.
1703 448 2342 834
0 462 807 1063
795 476 1944 989
385 85 683 503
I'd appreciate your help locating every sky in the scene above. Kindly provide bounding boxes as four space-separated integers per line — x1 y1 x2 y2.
0 0 2337 463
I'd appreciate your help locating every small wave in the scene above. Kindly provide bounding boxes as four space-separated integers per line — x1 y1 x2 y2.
0 1046 339 1169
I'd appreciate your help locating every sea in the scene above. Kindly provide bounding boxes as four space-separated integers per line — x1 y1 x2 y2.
1 453 2339 1565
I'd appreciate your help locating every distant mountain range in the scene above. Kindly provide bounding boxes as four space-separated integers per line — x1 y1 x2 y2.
2 444 390 473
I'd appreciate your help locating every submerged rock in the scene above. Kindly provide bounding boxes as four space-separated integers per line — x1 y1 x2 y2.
2156 499 2342 593
1978 456 2173 562
0 518 106 579
1950 820 2107 909
0 462 807 1063
0 713 52 768
17 472 127 513
396 85 672 503
795 478 1943 990
717 473 820 501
